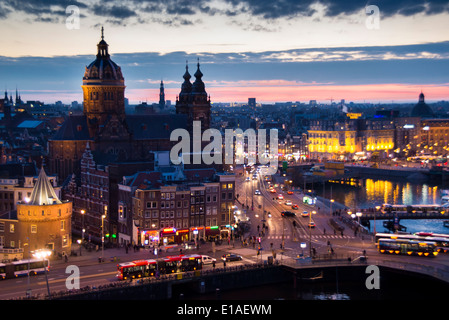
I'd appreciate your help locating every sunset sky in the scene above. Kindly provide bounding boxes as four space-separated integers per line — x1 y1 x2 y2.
0 0 448 104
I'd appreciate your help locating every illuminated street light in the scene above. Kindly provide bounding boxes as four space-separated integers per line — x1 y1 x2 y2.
32 249 51 299
80 209 85 256
101 213 106 262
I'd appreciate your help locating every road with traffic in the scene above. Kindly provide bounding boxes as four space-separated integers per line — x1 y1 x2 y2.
1 164 449 299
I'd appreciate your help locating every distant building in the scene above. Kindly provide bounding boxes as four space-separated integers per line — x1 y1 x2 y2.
420 118 449 157
159 80 165 110
411 92 434 118
248 98 256 109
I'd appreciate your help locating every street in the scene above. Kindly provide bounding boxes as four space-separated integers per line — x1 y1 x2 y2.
1 165 449 300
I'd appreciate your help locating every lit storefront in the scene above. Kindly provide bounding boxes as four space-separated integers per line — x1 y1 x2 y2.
140 230 159 246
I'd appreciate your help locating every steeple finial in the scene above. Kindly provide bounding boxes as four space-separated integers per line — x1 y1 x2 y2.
101 26 104 40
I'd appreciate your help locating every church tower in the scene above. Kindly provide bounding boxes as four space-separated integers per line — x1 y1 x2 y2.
175 60 211 132
159 80 165 110
81 27 126 136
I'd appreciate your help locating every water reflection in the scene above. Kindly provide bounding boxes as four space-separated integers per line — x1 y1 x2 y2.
324 178 442 209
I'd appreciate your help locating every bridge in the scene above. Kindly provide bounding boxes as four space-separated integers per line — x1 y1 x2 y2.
288 162 449 183
360 210 449 221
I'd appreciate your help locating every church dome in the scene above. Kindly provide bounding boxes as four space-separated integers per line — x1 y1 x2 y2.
411 92 434 118
83 27 124 85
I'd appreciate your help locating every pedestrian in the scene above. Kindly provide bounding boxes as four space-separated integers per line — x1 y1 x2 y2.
323 228 326 235
212 260 216 268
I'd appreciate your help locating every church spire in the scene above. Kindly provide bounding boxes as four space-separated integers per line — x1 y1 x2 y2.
97 26 109 57
192 57 206 94
159 79 165 109
181 60 192 95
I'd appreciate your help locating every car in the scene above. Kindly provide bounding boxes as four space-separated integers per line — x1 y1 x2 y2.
291 204 299 210
201 255 217 265
285 200 292 206
308 221 316 228
245 177 250 182
287 191 294 195
281 211 296 217
270 189 276 193
252 175 257 180
301 211 309 217
254 189 261 195
277 194 284 200
221 253 242 262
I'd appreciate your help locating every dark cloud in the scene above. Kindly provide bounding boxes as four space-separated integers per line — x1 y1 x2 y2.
322 0 449 17
1 0 449 26
0 0 88 19
92 4 137 19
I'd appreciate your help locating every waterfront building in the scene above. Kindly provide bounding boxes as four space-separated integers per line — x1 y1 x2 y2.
307 118 359 161
360 118 395 160
393 117 421 158
420 118 449 157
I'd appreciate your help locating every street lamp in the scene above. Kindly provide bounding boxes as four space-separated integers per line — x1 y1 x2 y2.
101 213 106 262
300 242 306 258
32 249 51 299
80 209 85 256
374 206 381 235
356 212 363 235
356 212 362 225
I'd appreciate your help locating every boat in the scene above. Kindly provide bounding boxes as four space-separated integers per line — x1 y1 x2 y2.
442 195 449 204
444 221 449 228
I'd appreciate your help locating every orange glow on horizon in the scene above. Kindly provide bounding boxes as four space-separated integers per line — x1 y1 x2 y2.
127 83 449 104
26 82 448 105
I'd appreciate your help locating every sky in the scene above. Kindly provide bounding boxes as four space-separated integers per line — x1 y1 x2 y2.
0 0 449 104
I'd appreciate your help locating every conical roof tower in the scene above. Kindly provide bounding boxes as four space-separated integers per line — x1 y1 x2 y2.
28 167 61 205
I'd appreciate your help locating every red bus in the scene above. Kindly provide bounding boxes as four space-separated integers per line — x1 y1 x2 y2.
116 254 203 280
116 259 157 280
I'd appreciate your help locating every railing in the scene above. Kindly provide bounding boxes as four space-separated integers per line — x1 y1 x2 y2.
15 262 280 300
279 256 449 283
13 256 449 300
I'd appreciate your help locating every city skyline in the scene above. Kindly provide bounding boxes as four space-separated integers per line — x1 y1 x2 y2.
1 1 449 104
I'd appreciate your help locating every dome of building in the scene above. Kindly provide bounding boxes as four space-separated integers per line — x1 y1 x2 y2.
83 27 124 85
411 92 434 118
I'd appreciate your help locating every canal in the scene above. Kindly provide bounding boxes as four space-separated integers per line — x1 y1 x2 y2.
316 178 449 234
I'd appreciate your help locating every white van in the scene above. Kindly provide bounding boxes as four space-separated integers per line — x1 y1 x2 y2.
201 255 217 265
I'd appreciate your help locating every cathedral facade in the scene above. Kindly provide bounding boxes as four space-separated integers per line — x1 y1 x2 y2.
47 29 211 183
47 29 213 245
